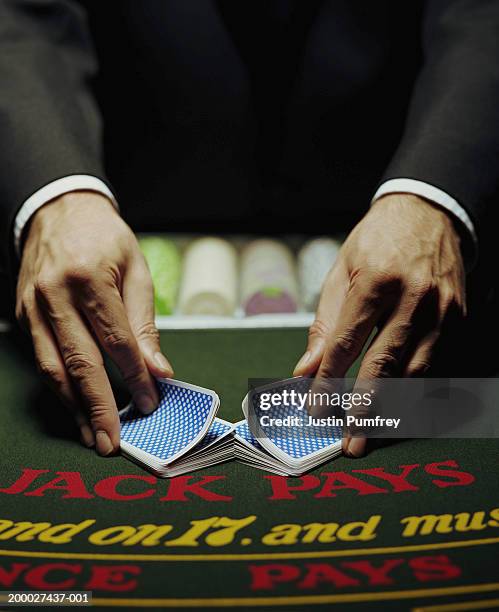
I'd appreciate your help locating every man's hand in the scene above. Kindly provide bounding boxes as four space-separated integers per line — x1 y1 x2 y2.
294 194 466 457
16 192 173 455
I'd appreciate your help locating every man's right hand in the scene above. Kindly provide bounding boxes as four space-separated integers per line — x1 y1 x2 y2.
15 192 173 456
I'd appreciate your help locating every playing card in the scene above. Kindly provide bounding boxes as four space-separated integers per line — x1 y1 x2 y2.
233 419 291 475
187 417 233 457
120 378 219 475
242 377 342 473
168 417 235 475
119 376 342 478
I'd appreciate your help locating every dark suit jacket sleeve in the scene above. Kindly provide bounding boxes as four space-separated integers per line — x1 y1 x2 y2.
380 0 499 238
0 0 109 273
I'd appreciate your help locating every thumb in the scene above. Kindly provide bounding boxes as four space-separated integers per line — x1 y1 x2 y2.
123 258 174 379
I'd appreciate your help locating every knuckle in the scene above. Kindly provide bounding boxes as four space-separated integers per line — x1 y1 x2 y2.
64 352 98 381
368 268 395 286
88 404 114 422
386 320 412 346
406 359 431 377
16 290 36 325
34 274 60 299
406 276 436 300
135 321 160 344
351 268 401 308
37 360 65 386
363 351 399 378
64 261 97 286
308 318 329 341
103 331 132 353
363 267 402 292
440 292 464 317
15 301 26 326
20 288 34 307
333 329 360 357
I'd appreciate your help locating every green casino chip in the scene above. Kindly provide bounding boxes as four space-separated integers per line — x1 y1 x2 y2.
138 236 181 315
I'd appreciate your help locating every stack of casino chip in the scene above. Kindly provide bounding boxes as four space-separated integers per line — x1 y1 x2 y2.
240 239 299 315
139 236 181 315
178 237 238 316
140 234 344 318
297 237 341 311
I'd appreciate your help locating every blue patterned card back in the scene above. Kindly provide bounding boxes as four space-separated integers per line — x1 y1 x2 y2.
120 379 217 463
248 378 342 461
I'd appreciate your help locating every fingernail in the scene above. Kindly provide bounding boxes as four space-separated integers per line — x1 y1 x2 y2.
80 424 95 448
347 437 367 458
134 392 156 415
154 352 172 375
96 431 114 456
294 351 311 374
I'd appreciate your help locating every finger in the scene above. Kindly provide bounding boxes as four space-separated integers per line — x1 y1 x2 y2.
348 291 434 456
75 273 160 415
35 280 120 456
294 260 348 376
25 300 95 447
122 254 174 378
403 288 463 377
357 317 410 380
305 270 395 418
315 270 399 380
342 435 367 458
404 332 437 377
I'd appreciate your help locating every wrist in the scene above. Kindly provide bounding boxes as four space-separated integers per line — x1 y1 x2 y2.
24 191 119 250
372 193 461 239
34 191 116 222
29 191 117 232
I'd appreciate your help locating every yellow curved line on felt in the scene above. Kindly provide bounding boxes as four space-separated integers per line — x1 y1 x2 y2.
412 597 499 612
0 536 498 562
81 583 499 607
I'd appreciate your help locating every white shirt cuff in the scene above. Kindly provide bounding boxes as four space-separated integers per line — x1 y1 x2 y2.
13 175 118 257
372 178 477 246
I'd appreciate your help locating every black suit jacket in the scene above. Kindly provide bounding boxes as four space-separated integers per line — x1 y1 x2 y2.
1 0 499 287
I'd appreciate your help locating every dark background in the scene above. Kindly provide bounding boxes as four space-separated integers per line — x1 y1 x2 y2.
0 0 497 375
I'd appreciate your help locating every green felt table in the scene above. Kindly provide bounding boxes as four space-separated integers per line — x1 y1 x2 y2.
0 328 498 611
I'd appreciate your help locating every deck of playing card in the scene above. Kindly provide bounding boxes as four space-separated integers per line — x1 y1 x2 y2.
233 419 291 475
236 377 343 475
120 376 342 477
120 379 233 477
